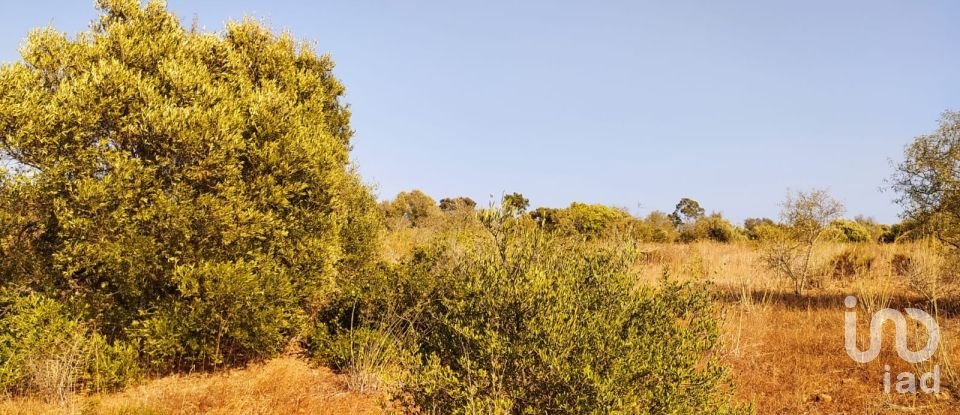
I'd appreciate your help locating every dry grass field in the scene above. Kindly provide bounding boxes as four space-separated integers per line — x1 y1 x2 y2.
636 241 960 414
4 241 956 414
0 357 386 415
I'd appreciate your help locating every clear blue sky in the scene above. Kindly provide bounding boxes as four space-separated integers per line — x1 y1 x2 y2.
2 1 957 223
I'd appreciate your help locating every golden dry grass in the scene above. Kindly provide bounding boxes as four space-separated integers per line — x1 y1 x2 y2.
639 241 960 414
4 240 959 414
0 357 384 415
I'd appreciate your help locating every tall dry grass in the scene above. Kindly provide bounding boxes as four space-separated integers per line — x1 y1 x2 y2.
0 357 385 415
5 237 959 414
638 240 960 414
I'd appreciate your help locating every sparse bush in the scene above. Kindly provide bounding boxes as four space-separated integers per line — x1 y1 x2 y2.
904 239 959 305
761 189 844 295
828 248 874 279
893 111 960 249
311 326 415 394
891 253 912 276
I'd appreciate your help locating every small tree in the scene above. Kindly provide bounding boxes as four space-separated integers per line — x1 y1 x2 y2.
502 192 530 215
893 111 960 249
743 218 775 240
762 189 844 295
0 0 378 370
644 211 679 242
530 207 561 230
438 196 476 212
671 197 706 227
382 190 439 227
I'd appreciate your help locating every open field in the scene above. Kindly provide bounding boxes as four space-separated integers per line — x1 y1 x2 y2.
4 241 957 414
639 242 960 414
0 2 956 413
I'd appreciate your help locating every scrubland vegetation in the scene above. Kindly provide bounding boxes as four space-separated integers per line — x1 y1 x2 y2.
1 1 960 414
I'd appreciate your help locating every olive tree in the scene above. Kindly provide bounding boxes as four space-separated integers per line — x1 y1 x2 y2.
892 111 960 249
0 0 377 370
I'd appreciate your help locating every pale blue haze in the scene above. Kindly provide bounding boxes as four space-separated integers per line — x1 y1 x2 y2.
1 1 957 223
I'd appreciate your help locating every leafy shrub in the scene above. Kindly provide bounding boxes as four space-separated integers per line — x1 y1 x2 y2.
382 190 441 228
680 213 744 243
0 292 139 400
827 219 873 243
133 260 300 372
83 334 140 393
558 202 630 238
0 292 86 398
319 208 748 414
530 207 562 231
643 211 679 242
743 218 776 240
439 197 477 212
502 192 530 214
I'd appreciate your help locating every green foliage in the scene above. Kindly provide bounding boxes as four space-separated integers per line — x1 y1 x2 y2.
0 175 55 289
132 260 300 371
0 292 85 394
382 190 440 228
439 196 477 212
0 291 139 396
680 213 743 243
743 217 776 240
827 219 872 243
84 334 140 393
0 0 376 373
529 206 683 243
559 202 630 238
643 211 679 242
671 197 705 227
893 111 960 249
502 192 530 214
318 208 748 414
530 207 562 230
879 217 927 243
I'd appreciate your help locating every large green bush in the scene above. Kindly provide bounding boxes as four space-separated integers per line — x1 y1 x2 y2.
827 219 872 243
318 208 748 414
0 0 377 374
